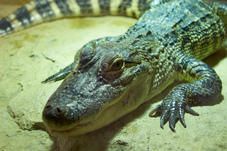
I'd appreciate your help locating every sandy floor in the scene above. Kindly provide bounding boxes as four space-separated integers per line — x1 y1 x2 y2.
0 1 227 151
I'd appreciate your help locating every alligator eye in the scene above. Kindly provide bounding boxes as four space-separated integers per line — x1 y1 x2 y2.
110 57 124 71
99 54 125 81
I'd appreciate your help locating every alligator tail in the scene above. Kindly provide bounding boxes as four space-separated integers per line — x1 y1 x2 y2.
0 0 153 37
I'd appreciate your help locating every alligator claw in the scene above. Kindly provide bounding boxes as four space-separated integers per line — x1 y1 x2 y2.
149 104 162 117
185 105 199 116
149 99 199 132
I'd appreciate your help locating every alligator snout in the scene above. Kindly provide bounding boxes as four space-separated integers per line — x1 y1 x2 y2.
42 103 77 131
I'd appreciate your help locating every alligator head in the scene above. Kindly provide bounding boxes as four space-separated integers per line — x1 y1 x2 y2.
42 37 155 136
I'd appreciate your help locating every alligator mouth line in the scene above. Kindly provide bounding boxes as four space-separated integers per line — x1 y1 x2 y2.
45 91 128 136
47 121 92 136
46 99 122 136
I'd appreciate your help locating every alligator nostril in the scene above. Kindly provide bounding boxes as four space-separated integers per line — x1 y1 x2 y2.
43 104 77 129
45 105 51 109
43 105 65 123
56 107 62 113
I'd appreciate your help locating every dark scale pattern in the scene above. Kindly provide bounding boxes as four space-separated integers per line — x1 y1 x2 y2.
99 0 110 14
117 0 225 132
151 55 222 131
55 0 73 15
76 0 93 15
210 22 219 50
14 0 224 134
0 18 13 32
35 0 55 19
212 2 227 29
14 6 32 26
138 0 150 13
176 56 222 102
118 0 132 16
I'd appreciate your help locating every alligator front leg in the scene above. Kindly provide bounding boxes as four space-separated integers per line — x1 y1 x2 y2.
150 55 222 131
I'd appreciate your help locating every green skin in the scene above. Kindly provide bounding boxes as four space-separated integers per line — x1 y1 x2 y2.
1 0 225 136
41 0 226 136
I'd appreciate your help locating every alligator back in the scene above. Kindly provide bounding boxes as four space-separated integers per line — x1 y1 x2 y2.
206 0 227 29
125 0 226 60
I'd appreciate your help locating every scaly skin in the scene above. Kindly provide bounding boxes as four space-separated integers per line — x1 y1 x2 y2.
0 0 167 36
0 0 226 136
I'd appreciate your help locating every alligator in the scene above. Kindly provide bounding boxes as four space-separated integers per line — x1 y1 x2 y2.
0 0 227 136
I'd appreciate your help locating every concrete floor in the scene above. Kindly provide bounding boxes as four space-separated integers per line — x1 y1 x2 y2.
0 1 227 151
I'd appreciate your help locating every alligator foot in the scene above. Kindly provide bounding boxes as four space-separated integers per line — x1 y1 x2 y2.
149 88 199 132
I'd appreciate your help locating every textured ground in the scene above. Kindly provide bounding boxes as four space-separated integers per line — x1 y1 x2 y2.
0 1 227 151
